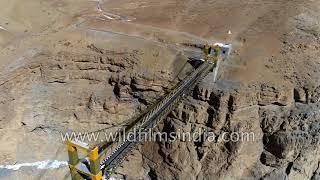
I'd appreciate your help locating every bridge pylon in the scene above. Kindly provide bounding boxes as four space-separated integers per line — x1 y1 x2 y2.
66 139 103 180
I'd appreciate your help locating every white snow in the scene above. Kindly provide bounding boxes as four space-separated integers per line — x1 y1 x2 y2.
103 14 114 20
0 160 68 171
0 26 7 31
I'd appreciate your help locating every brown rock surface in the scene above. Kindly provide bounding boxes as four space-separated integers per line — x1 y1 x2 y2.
0 0 320 180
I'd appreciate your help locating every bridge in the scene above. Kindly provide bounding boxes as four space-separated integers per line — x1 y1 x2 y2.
65 43 231 180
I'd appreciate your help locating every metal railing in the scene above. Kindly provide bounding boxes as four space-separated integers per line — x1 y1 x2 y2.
65 43 231 180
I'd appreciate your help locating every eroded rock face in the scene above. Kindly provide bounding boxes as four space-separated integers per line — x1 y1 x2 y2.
115 11 320 179
1 38 318 180
1 2 320 180
0 45 175 134
124 77 319 180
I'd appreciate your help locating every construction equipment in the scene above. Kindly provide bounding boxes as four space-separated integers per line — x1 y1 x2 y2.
65 43 232 180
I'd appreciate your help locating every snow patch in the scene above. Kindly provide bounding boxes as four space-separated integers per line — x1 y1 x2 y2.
103 14 114 20
0 26 7 31
0 160 68 171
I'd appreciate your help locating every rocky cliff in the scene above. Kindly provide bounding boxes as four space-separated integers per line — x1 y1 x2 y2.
0 0 320 179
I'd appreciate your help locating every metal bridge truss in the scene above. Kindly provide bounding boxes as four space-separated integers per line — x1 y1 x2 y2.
65 43 231 180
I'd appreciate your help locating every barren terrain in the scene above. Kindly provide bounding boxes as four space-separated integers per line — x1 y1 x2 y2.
0 0 320 179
